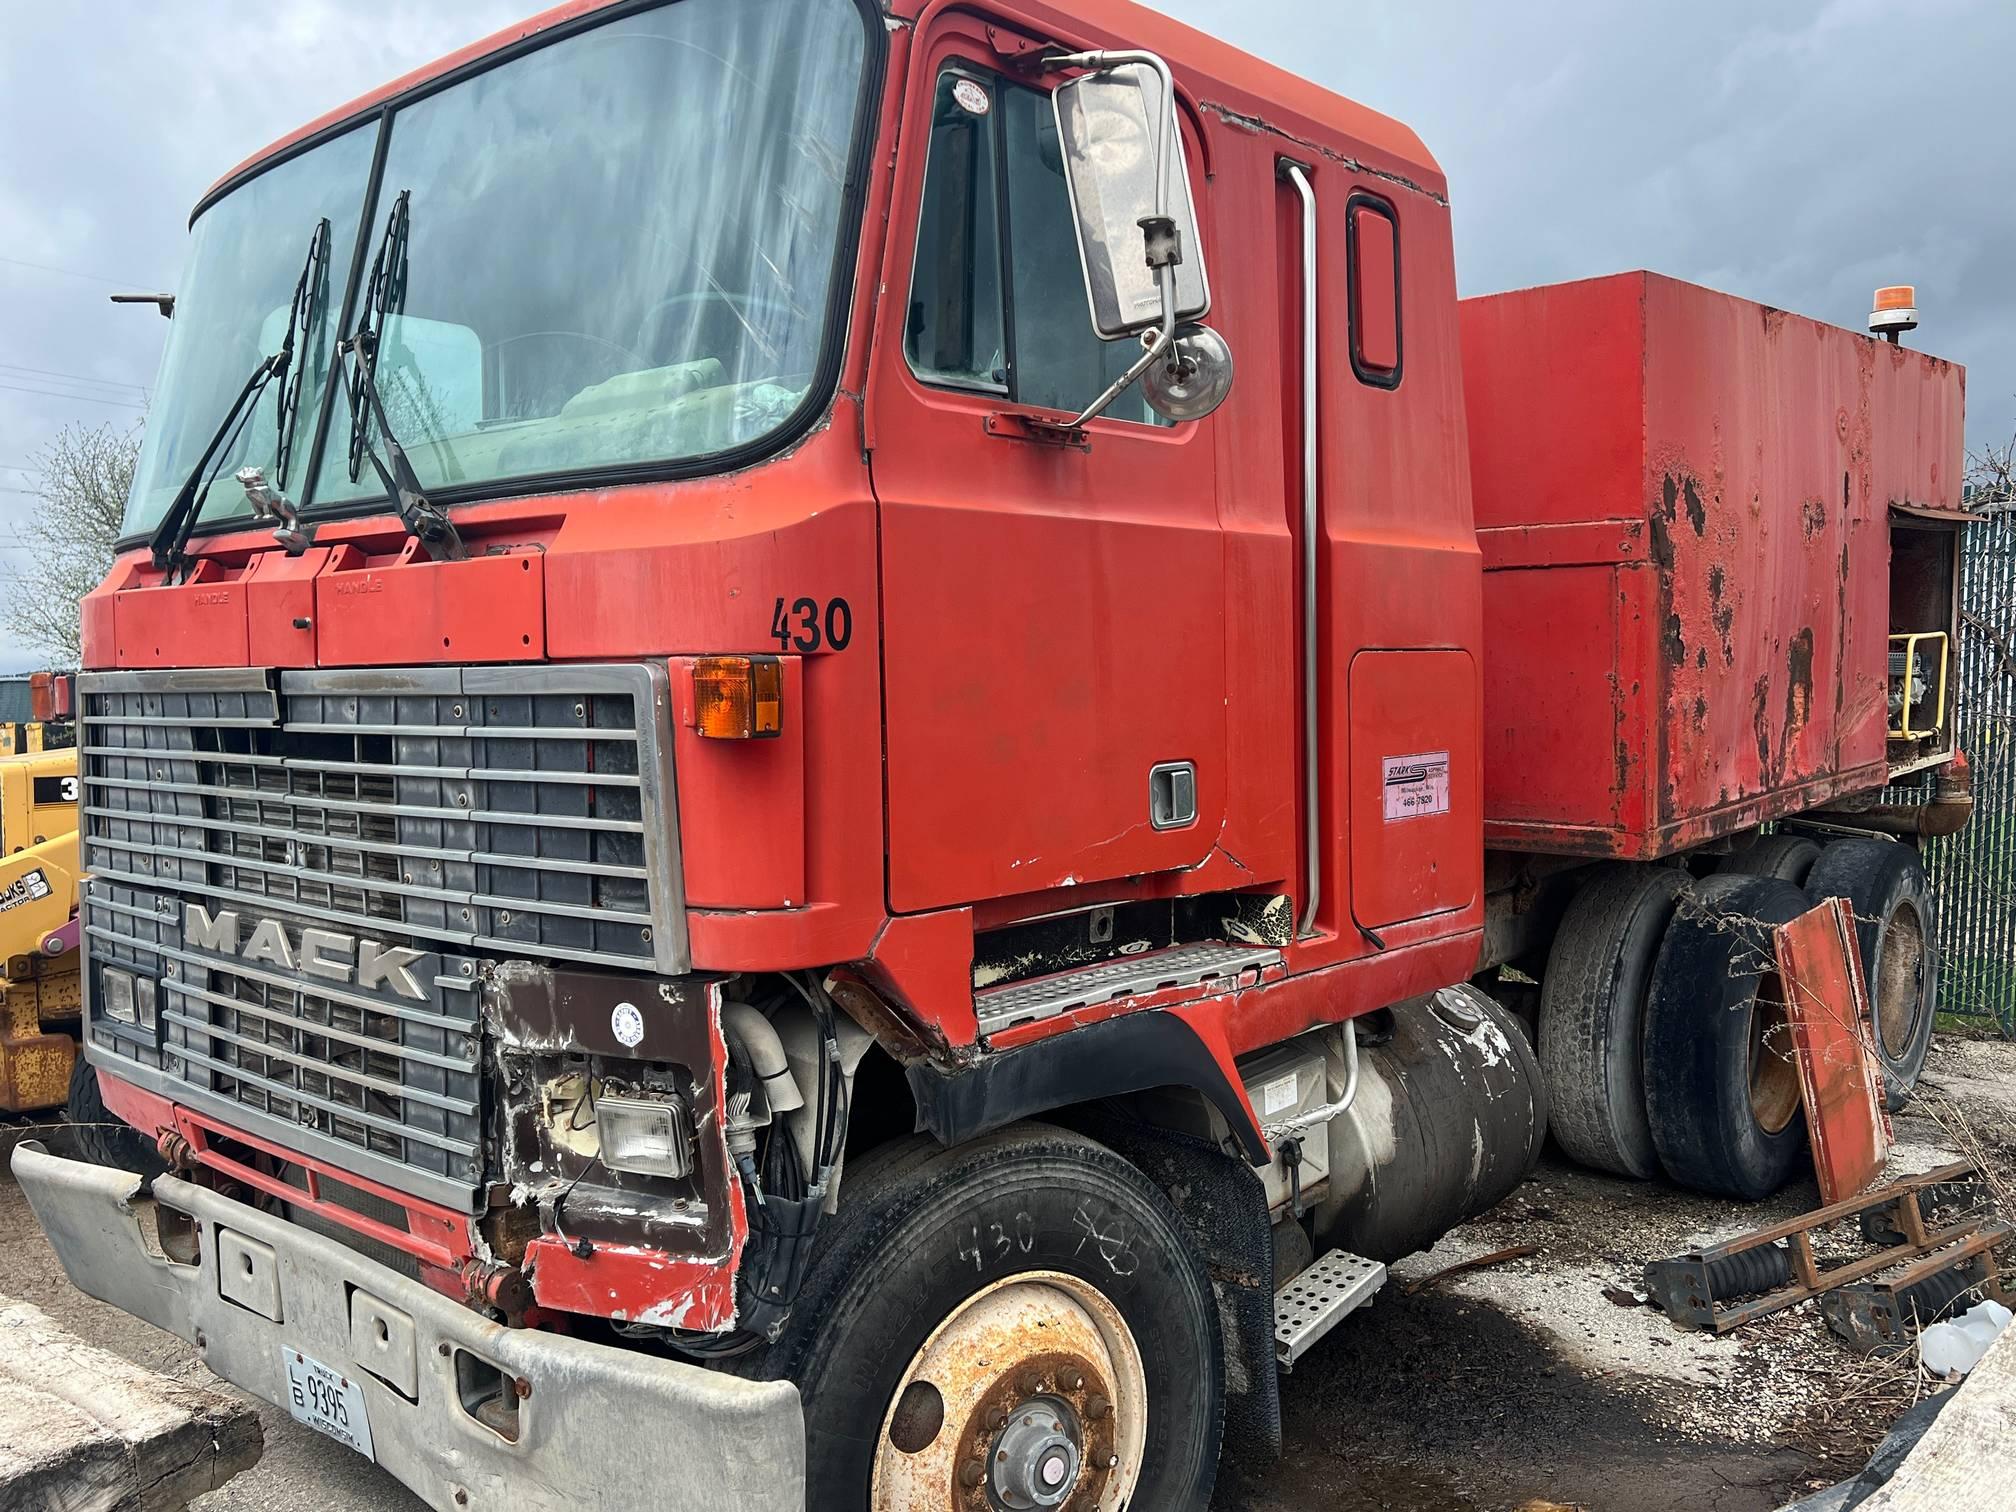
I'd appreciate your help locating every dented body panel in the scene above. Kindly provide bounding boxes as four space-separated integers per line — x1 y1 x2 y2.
486 963 748 1331
1464 272 1965 859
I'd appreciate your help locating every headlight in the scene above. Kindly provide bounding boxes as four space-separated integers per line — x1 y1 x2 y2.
98 968 159 1029
598 1094 695 1180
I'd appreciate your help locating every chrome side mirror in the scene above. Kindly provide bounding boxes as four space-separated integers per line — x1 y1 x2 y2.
1050 51 1233 425
1141 323 1235 422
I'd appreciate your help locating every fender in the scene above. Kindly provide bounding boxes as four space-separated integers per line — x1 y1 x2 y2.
903 1008 1269 1165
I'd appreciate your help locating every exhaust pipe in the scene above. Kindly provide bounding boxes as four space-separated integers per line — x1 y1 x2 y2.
1810 749 1973 838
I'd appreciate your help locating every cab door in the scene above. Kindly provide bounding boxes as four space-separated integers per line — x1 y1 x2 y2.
867 21 1226 914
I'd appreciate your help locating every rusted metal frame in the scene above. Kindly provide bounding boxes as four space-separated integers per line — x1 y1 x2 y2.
1474 519 1645 572
1716 1218 1989 1330
1864 1224 2010 1301
1648 1161 1987 1333
1821 1225 2012 1351
1692 1161 1974 1257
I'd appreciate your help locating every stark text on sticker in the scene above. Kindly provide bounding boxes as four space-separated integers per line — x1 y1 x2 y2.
1382 750 1450 822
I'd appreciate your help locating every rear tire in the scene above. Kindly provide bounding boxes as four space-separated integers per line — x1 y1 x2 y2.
66 1054 167 1179
1643 875 1811 1199
1537 864 1690 1179
1715 833 1823 886
1805 838 1938 1111
756 1125 1224 1512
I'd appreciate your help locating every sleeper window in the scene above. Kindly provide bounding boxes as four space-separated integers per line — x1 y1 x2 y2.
1348 193 1401 386
906 67 1167 425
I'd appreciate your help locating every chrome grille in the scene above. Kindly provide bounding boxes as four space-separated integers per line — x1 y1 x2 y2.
77 664 687 1210
83 876 484 1207
78 665 686 972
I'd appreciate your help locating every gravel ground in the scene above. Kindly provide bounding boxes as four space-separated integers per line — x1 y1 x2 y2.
6 1034 2012 1512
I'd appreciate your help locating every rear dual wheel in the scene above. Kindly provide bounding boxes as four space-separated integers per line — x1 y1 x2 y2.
1805 838 1938 1111
1713 832 1823 886
1537 864 1690 1179
756 1126 1223 1512
1643 875 1811 1199
1538 866 1812 1198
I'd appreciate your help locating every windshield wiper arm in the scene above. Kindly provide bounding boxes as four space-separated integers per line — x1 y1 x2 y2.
339 190 465 561
149 217 332 575
272 217 331 490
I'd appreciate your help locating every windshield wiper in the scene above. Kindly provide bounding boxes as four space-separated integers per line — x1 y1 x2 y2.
339 190 465 561
273 218 331 489
150 218 332 576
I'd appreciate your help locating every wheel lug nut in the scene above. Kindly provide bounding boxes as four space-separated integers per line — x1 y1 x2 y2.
987 1407 1009 1430
1018 1370 1043 1395
1061 1368 1084 1391
960 1462 985 1488
1086 1394 1111 1420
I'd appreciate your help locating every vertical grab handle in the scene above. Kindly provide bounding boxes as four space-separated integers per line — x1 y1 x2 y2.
1283 161 1321 938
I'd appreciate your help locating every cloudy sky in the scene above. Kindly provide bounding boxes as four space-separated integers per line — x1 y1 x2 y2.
2 0 2010 671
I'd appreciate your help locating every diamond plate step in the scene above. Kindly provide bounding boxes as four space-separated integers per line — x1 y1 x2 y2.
973 941 1282 1036
1275 1250 1387 1370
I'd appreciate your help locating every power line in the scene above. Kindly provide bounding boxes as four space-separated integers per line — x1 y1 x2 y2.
0 381 146 412
0 363 148 399
0 255 153 290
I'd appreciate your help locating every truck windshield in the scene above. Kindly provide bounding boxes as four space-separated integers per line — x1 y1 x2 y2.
122 0 869 538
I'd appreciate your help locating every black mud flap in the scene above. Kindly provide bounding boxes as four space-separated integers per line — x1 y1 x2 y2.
1074 1109 1282 1462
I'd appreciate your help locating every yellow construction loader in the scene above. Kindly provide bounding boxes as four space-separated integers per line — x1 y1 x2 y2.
0 745 81 1114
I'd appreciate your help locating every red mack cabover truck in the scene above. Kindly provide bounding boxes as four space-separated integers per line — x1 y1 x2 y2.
15 0 1969 1507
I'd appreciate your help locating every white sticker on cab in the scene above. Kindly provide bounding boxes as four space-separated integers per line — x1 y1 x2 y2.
1259 1073 1299 1116
1382 750 1451 822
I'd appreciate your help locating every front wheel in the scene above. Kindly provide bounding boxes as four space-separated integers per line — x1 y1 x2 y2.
755 1125 1224 1512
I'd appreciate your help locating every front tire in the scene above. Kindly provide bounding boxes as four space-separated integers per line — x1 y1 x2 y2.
756 1125 1224 1512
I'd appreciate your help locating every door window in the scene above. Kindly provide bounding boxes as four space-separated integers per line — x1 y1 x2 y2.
905 67 1167 425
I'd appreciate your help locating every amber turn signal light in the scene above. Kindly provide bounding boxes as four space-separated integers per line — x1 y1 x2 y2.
692 655 783 738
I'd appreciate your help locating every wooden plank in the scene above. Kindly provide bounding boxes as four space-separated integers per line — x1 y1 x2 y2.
1861 1315 2016 1509
0 1294 262 1511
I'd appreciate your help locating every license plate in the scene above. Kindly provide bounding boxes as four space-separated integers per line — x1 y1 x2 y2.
281 1346 375 1461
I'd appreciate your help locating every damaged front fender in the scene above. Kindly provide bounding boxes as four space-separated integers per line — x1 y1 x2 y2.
484 962 749 1333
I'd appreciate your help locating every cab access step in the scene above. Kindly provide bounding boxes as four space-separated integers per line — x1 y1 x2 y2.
973 940 1282 1036
1275 1250 1388 1370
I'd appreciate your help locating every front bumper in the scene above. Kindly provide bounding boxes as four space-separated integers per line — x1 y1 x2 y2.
12 1143 804 1512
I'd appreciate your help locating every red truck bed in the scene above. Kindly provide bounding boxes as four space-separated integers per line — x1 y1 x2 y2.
1461 271 1966 859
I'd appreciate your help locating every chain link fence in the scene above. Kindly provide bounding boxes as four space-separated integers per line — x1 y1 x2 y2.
1921 507 2016 1035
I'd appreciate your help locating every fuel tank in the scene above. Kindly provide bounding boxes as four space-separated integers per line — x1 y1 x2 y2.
1310 985 1547 1262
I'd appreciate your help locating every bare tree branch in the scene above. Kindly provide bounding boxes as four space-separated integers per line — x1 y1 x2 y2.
1968 424 2015 511
4 421 140 665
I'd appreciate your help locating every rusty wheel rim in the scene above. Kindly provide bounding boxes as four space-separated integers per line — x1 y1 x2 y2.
1748 970 1802 1136
870 1271 1147 1512
1875 902 1927 1059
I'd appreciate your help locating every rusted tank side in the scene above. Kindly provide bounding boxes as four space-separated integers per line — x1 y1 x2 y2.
1462 270 1965 860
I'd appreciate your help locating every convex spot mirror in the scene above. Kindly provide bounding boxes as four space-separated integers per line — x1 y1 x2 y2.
1052 61 1212 340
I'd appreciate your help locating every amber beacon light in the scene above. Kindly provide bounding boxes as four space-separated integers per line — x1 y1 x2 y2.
691 655 784 738
1869 285 1918 343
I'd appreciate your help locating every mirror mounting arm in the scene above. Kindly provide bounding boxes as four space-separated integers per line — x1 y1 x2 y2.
1046 48 1182 429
